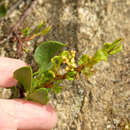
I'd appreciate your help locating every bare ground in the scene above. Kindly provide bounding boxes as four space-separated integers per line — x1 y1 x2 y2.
0 0 130 130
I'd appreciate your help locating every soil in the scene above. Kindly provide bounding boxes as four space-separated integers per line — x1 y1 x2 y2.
0 0 130 130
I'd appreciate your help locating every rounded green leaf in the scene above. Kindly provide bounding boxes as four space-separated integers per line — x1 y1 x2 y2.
34 41 66 72
27 88 49 104
14 66 32 91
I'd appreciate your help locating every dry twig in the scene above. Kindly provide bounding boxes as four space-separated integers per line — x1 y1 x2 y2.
13 0 37 31
0 0 37 45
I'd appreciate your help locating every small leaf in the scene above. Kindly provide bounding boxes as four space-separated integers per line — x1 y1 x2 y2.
40 26 51 35
78 54 89 65
51 56 63 65
103 43 112 52
22 27 32 37
103 38 122 53
51 56 64 72
32 78 40 90
27 88 49 104
48 70 55 78
35 21 46 33
66 71 77 80
14 66 32 91
34 41 66 72
43 70 55 80
61 51 70 59
0 4 7 18
109 38 122 51
33 26 51 38
109 44 122 55
93 50 108 63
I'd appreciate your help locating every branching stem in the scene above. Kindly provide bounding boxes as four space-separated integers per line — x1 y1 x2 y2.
43 63 87 88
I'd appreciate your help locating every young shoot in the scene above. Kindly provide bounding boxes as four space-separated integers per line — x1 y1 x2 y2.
11 39 122 104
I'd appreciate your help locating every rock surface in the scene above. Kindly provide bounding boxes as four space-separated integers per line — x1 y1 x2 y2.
0 0 130 129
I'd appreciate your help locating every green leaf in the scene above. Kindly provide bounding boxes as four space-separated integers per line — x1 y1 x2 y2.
27 88 49 104
33 26 51 38
108 38 122 51
40 26 51 36
61 51 70 59
103 38 122 53
32 78 40 90
51 56 63 71
93 50 108 63
66 71 77 80
42 70 55 81
78 54 89 65
35 21 46 33
22 27 32 37
103 43 112 52
0 4 7 18
14 66 32 91
109 44 122 55
34 41 66 72
51 56 63 65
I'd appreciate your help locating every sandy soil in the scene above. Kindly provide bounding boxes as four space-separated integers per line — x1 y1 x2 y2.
0 0 130 129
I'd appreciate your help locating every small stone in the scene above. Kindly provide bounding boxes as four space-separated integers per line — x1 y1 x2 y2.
106 124 111 128
38 0 44 5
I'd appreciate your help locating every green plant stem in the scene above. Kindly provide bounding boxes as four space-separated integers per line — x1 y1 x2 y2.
43 63 88 88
